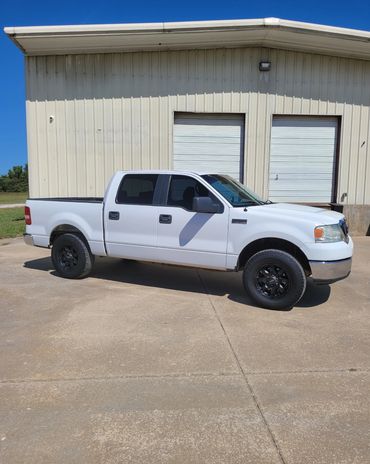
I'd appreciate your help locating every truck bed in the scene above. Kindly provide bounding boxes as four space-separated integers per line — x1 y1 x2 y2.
25 197 105 255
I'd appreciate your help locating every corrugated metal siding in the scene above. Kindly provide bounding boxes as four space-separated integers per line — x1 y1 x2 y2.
26 47 370 205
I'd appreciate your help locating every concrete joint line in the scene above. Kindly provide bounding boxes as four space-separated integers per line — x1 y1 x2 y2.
0 372 241 385
245 367 369 375
196 270 287 464
1 368 366 385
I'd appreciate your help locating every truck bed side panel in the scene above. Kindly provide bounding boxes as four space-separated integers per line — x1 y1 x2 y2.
25 200 105 255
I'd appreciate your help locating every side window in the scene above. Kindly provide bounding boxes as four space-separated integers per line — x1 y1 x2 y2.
116 174 159 205
167 175 213 211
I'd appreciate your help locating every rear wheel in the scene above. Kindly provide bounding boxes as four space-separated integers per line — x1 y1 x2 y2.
243 249 306 310
51 233 94 279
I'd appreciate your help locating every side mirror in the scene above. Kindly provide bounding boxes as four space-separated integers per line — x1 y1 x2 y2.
192 196 223 213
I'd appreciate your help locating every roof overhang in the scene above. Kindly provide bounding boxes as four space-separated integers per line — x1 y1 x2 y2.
4 17 370 60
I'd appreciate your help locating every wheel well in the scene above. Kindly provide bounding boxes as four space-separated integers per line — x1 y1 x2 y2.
237 238 311 275
50 225 89 249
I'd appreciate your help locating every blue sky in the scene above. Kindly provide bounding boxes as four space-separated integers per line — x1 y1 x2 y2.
1 0 370 175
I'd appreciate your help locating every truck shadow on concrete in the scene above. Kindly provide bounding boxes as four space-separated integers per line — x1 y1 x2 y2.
24 256 331 311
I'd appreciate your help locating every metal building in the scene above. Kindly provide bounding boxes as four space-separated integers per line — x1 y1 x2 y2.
5 18 370 234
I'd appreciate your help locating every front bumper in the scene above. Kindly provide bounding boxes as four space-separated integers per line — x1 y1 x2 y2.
23 233 34 246
309 258 352 284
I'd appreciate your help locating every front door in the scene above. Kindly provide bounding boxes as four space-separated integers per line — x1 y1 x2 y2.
156 175 229 269
104 173 159 260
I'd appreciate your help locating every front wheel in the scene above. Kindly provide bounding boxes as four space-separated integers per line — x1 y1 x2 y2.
51 233 94 279
243 249 306 310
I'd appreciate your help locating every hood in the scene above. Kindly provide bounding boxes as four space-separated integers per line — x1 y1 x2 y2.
247 202 344 225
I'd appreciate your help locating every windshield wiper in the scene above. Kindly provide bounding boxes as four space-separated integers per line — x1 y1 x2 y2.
234 200 259 207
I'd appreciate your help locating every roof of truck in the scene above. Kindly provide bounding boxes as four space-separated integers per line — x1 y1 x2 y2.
119 170 212 176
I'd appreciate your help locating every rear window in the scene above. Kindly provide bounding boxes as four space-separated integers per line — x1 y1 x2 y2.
116 174 159 205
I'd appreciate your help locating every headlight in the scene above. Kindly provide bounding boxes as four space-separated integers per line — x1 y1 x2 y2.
314 224 345 243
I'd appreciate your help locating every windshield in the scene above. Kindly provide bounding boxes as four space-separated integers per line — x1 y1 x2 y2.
202 174 265 207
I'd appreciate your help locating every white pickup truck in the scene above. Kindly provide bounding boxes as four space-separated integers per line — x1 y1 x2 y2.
24 171 353 310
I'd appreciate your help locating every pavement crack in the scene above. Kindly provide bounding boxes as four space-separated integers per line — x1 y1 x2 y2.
197 270 287 464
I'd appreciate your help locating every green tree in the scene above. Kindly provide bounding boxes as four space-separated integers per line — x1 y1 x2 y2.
0 164 28 192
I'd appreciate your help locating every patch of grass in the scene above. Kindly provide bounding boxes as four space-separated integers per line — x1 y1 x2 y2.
0 191 28 205
0 208 25 238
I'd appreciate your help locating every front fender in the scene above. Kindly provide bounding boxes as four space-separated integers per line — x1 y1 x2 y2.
228 220 313 257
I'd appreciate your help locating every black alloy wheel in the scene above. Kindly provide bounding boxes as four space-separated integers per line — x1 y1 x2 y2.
255 264 290 299
243 249 307 310
51 233 94 279
58 245 79 272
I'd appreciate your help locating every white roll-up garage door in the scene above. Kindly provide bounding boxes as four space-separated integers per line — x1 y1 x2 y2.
269 117 338 203
173 113 244 181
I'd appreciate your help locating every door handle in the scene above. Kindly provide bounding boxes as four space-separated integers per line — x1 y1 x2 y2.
109 211 120 220
159 214 172 224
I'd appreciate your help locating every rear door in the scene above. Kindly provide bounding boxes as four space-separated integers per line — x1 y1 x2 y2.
104 173 160 260
156 175 229 269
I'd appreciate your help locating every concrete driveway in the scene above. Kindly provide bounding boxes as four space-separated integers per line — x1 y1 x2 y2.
1 237 369 464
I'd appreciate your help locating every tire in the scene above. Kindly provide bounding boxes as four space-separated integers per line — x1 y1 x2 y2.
243 249 306 310
51 233 94 279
